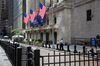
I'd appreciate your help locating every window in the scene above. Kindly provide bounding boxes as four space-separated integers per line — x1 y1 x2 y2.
40 33 43 41
46 16 49 25
87 9 92 21
2 4 5 8
2 1 4 3
54 16 57 24
49 0 52 7
57 0 59 3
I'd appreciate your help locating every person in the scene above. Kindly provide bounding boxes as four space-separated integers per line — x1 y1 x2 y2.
96 34 100 46
60 38 64 50
89 48 95 57
96 34 100 39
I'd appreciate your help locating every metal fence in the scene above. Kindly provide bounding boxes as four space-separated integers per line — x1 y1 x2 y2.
0 40 100 66
0 40 39 66
40 51 100 66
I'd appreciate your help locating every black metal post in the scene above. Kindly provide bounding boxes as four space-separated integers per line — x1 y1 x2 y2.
34 49 40 66
64 51 66 66
45 41 47 48
74 45 77 53
27 46 32 52
16 47 22 66
54 51 55 66
69 52 71 66
67 45 70 52
59 53 61 66
83 46 86 54
79 52 81 66
97 53 98 66
42 42 44 47
48 43 51 48
56 44 59 50
14 43 19 66
88 51 90 66
48 53 50 66
48 41 51 48
27 46 33 66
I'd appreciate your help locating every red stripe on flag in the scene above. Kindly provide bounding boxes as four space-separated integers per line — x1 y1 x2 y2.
24 15 29 24
30 11 36 22
39 5 46 19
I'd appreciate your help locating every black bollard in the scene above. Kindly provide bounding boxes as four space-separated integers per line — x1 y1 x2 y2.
48 44 51 48
83 46 86 53
74 45 77 53
27 46 33 66
27 52 33 66
67 45 70 52
45 42 47 48
42 42 44 47
14 43 20 66
27 46 32 52
56 44 59 50
16 47 22 66
34 49 40 66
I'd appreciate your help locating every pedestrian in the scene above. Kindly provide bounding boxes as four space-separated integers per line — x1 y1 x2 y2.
60 38 64 50
90 48 95 57
96 34 100 46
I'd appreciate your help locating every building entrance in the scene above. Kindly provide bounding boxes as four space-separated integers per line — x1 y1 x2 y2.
46 32 49 44
40 33 43 41
54 32 57 44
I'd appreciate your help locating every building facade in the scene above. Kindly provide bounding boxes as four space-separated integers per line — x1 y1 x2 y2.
7 0 13 34
25 0 71 44
12 0 100 45
0 0 1 25
13 0 23 29
71 0 100 43
0 0 9 34
26 0 100 44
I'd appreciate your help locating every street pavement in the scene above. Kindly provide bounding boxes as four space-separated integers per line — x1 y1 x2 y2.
0 46 12 66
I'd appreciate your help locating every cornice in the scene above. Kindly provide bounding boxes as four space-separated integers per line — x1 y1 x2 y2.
73 0 95 7
47 1 72 15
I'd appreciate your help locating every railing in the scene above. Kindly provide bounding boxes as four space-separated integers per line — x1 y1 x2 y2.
0 40 40 66
40 51 100 66
0 39 100 66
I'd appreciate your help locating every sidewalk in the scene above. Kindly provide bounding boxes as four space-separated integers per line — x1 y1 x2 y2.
20 43 100 55
0 46 12 66
41 44 100 53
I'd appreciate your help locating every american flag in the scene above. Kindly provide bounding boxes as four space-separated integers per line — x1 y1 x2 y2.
23 13 29 24
39 3 46 19
30 9 36 22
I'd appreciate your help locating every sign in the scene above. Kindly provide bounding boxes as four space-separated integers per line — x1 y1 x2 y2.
90 38 96 46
